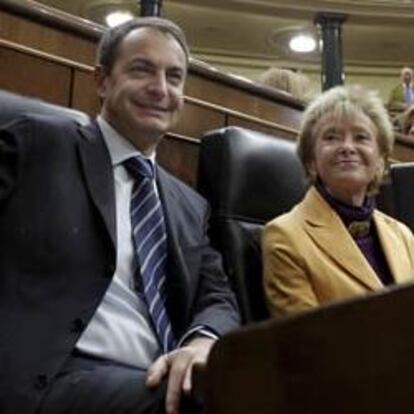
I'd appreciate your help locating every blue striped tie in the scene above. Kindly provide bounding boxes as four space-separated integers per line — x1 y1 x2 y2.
124 156 176 353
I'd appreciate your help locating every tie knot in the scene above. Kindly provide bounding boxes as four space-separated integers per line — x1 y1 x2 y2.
124 156 154 180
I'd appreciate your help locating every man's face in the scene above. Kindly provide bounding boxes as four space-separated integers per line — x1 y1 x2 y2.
97 27 186 155
402 69 413 86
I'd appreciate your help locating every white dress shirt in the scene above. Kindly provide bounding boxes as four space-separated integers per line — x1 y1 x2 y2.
76 116 161 369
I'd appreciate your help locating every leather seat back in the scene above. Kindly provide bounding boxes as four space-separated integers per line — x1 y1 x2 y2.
0 89 89 126
198 127 306 322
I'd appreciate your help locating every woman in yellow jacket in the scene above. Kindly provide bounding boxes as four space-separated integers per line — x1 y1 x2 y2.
262 85 414 316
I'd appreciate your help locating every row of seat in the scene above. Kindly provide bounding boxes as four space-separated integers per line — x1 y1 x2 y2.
197 125 414 323
0 90 279 323
1 89 414 323
4 89 414 413
198 127 307 321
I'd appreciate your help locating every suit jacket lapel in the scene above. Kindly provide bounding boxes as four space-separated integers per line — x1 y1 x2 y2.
302 187 382 291
375 213 412 284
156 166 191 329
77 121 116 249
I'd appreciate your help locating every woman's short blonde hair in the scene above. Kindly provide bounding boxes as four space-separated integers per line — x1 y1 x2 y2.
297 85 394 194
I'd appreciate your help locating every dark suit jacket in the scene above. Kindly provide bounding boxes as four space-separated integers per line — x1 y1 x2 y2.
0 114 240 414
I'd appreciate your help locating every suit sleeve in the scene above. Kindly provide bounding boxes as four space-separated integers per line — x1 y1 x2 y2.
187 206 240 336
262 220 318 316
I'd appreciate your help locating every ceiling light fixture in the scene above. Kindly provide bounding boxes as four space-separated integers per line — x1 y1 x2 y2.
105 11 134 27
289 34 316 53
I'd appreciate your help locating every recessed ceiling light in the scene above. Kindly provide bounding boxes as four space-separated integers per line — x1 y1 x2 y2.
289 34 316 53
105 11 134 27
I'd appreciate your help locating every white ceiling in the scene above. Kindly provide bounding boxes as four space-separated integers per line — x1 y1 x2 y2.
36 0 414 69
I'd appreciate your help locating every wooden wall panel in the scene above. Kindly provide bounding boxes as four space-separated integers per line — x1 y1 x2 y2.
0 9 96 66
226 116 297 142
255 98 303 130
172 101 225 138
392 143 414 162
157 135 200 188
186 76 303 129
0 1 311 192
0 46 71 105
72 69 100 115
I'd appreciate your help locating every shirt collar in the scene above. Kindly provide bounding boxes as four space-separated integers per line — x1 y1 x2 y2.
97 115 156 168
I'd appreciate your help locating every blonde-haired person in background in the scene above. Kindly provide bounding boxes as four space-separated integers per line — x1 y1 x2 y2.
258 67 311 101
388 66 414 111
262 85 414 316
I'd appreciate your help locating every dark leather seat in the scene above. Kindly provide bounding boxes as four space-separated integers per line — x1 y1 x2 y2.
0 89 89 126
197 126 306 322
390 162 414 232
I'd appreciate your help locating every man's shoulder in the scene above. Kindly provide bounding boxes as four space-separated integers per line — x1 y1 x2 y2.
2 113 95 146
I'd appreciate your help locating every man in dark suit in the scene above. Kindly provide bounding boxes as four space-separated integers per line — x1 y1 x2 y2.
0 17 240 414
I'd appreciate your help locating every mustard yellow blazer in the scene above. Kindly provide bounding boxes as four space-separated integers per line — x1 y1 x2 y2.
262 186 414 316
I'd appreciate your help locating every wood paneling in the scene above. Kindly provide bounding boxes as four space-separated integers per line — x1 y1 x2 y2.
0 9 96 66
392 134 414 162
157 134 200 188
0 46 71 105
72 69 100 116
227 116 297 142
186 76 303 130
392 142 414 162
0 0 310 192
204 284 414 414
172 101 225 138
256 99 303 130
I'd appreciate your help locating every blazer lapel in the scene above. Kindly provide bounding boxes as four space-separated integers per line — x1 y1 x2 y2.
302 187 382 291
375 213 413 284
77 122 116 249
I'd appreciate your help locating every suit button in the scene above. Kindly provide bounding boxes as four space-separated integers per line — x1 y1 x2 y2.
70 318 85 333
34 374 48 390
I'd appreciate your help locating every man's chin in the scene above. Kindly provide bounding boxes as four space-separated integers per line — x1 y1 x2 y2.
129 115 168 133
137 122 169 139
146 122 169 136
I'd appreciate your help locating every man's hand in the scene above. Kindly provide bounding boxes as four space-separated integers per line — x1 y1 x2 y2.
146 336 215 414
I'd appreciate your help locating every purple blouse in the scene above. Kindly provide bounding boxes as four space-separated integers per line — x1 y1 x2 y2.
316 182 393 285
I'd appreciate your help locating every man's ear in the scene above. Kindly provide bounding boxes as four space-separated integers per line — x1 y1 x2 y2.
94 65 107 100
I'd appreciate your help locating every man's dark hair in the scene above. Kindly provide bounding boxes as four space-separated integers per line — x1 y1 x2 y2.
97 17 190 74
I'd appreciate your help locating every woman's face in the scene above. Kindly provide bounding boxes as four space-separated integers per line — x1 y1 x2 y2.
308 110 383 206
